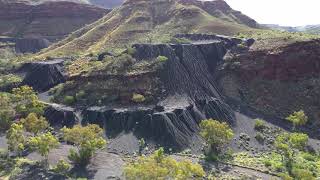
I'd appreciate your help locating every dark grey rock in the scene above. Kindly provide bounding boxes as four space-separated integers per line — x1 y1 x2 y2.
44 103 77 128
20 59 66 91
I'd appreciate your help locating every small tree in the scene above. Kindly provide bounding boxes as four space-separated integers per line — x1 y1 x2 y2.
6 123 25 156
28 132 59 167
0 93 15 131
286 110 308 130
199 119 234 152
274 132 309 175
124 148 205 180
20 113 49 135
61 124 106 167
11 86 45 116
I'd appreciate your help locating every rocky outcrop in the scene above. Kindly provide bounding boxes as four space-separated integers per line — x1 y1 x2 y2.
0 1 109 42
21 59 66 91
133 42 228 101
82 97 233 149
44 103 78 128
77 41 239 150
218 39 320 126
15 38 50 53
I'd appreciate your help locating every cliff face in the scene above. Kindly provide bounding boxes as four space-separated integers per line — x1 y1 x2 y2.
0 1 109 42
218 39 320 128
20 59 66 91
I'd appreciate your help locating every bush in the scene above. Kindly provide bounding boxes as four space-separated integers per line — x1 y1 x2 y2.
0 93 15 131
156 56 168 62
131 93 146 103
62 125 106 167
199 119 234 152
12 86 45 116
28 132 59 167
254 119 266 131
20 113 49 135
255 132 265 143
75 90 86 100
127 47 136 56
63 96 75 105
286 110 308 130
52 159 71 175
124 148 205 180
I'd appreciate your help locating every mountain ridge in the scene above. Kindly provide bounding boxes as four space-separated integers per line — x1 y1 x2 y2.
35 0 258 58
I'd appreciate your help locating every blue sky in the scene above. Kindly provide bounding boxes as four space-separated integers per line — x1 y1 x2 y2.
225 0 320 26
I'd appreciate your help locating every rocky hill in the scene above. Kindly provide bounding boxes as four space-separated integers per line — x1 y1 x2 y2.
0 1 109 42
0 0 125 8
35 0 258 58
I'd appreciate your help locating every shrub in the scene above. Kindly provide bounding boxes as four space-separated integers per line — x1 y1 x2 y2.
52 159 71 175
20 113 49 135
286 110 308 130
254 119 266 131
0 93 15 131
131 93 146 103
6 123 26 156
199 119 234 152
291 168 315 180
156 56 168 62
255 132 265 143
11 86 45 116
62 125 106 167
28 132 59 167
75 90 86 100
124 148 205 180
63 96 75 105
127 47 136 56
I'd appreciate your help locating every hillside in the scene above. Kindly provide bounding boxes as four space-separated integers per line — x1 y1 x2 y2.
263 24 320 34
0 0 125 8
0 1 109 42
35 0 258 58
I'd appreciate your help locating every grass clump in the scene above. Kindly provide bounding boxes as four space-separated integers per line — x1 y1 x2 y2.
63 96 75 105
254 119 266 131
131 93 146 103
156 56 168 62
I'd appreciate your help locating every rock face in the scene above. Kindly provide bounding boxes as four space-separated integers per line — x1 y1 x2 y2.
0 1 109 42
21 59 66 91
15 38 50 53
44 103 78 128
79 41 242 150
218 39 320 128
82 97 233 149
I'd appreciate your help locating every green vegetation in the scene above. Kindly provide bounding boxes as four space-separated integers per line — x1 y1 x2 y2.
286 110 308 130
0 74 22 89
124 148 205 180
27 132 59 167
63 95 76 105
0 93 15 130
199 119 234 154
237 30 320 41
11 86 45 116
62 124 107 167
52 159 71 175
20 113 49 135
131 93 146 103
6 123 26 156
254 119 266 131
156 56 168 62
